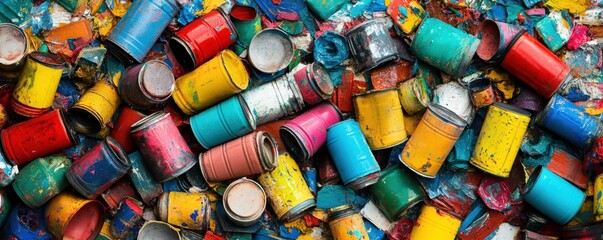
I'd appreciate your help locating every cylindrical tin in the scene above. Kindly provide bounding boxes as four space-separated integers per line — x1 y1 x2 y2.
409 205 461 240
173 49 249 115
346 19 397 73
369 164 426 221
128 151 163 206
248 28 294 73
110 198 144 239
110 106 147 154
200 131 278 182
256 119 289 151
536 94 601 150
595 173 603 221
119 60 175 109
223 178 266 226
230 5 262 53
105 0 179 64
101 178 138 211
45 192 104 240
280 102 342 161
257 152 315 222
523 166 585 225
241 74 304 126
326 119 381 190
354 88 407 150
328 205 369 240
317 148 341 185
0 152 16 187
397 77 430 115
138 220 181 240
410 18 480 78
12 51 64 117
293 63 334 105
0 190 10 227
190 95 256 149
1 109 78 166
1 203 51 240
476 20 525 63
66 137 131 199
13 155 71 208
170 9 237 70
0 23 28 72
469 78 495 108
156 192 211 231
69 79 121 134
131 112 197 182
399 105 467 178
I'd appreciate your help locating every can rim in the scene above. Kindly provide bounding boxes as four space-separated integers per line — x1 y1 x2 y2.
427 104 468 128
328 205 355 221
279 126 310 161
103 39 139 65
280 198 316 222
248 28 294 73
168 36 196 70
156 192 169 222
492 102 532 117
238 94 257 130
346 171 381 190
138 60 175 102
0 23 28 66
130 111 170 133
256 131 279 171
60 108 81 146
28 51 65 69
222 178 267 224
499 30 528 63
345 19 382 37
533 94 557 125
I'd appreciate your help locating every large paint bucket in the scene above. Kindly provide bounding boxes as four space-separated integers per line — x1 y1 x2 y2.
409 205 461 240
119 60 175 110
354 88 407 150
470 103 530 177
69 79 121 134
110 106 147 154
128 151 163 206
293 63 334 105
248 28 294 73
397 77 430 115
476 20 525 63
328 205 369 240
595 173 603 221
110 198 144 239
45 192 104 240
230 5 262 53
369 164 425 221
241 74 304 126
156 192 211 231
13 155 71 208
0 23 28 73
346 19 397 73
468 78 495 108
223 178 266 226
1 203 51 240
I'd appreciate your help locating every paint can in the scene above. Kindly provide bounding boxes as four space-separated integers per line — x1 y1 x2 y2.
369 164 426 221
330 70 357 113
470 103 530 177
248 28 294 73
257 152 315 222
328 205 369 240
523 166 585 225
399 104 467 178
101 179 138 211
128 151 164 206
280 102 342 161
397 77 430 115
326 119 381 190
156 191 211 230
230 5 262 53
119 60 175 110
317 148 341 185
432 81 475 124
110 106 147 154
45 192 104 240
468 78 495 108
1 203 51 240
13 155 70 208
12 51 64 117
241 74 304 126
354 88 407 150
346 19 397 73
110 198 144 239
0 23 28 72
178 163 209 192
546 148 588 190
256 119 289 151
511 87 543 112
409 205 461 240
476 19 526 63
138 220 182 240
223 178 266 226
536 94 602 149
293 63 335 105
595 173 603 222
105 0 179 64
200 131 278 182
69 79 121 134
0 152 16 187
190 95 256 149
1 109 78 166
173 49 249 115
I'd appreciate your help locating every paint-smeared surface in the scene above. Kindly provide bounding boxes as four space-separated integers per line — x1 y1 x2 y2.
477 176 511 211
535 11 572 51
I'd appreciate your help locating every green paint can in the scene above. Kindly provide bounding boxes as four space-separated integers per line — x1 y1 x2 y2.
369 164 426 221
230 5 262 55
12 155 71 208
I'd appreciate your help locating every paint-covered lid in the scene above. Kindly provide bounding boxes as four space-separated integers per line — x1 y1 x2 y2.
140 60 174 101
0 23 27 66
428 104 468 128
223 178 266 226
248 28 294 73
309 63 334 97
29 51 65 69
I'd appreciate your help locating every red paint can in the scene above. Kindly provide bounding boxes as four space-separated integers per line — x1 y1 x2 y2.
101 178 139 211
110 106 147 154
1 109 78 166
293 63 334 105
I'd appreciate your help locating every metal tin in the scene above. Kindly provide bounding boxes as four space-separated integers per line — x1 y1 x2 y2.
119 60 175 109
170 9 237 70
326 119 381 190
156 192 211 231
1 109 78 166
138 220 181 240
131 112 196 182
346 19 397 73
409 205 461 240
12 51 64 117
399 105 467 178
0 23 28 72
595 173 603 222
433 81 475 124
190 95 256 149
328 205 369 240
469 78 495 108
230 5 262 53
110 198 144 239
200 131 278 182
546 148 588 190
476 20 525 63
410 18 480 78
105 0 179 64
470 103 530 177
354 88 407 150
317 148 341 185
70 79 121 134
0 151 16 187
523 166 585 225
45 192 105 240
280 102 342 161
128 151 163 206
1 203 51 240
397 77 430 115
536 94 602 150
223 178 266 226
101 179 138 211
248 28 294 73
241 74 304 126
293 63 335 105
369 164 425 221
110 106 147 154
257 152 315 222
13 155 70 208
173 49 249 115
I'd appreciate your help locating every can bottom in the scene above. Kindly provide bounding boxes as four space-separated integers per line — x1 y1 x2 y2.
347 171 381 191
280 198 316 222
11 98 47 117
398 155 437 179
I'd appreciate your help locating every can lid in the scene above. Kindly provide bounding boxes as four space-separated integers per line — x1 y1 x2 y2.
0 23 27 66
140 60 175 100
29 51 65 69
223 178 266 221
248 28 294 73
309 63 334 97
428 104 468 128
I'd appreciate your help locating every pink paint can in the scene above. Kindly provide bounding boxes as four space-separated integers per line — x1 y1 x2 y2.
293 63 335 105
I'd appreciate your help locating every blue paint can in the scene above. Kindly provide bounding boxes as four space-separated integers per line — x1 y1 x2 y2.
302 167 318 195
190 95 256 149
535 94 602 149
523 166 585 225
326 119 381 191
105 0 180 64
0 203 51 240
128 151 163 206
110 198 144 239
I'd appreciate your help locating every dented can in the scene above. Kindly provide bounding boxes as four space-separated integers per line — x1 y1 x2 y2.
157 191 211 231
138 220 182 240
354 88 407 150
128 151 163 206
369 164 425 221
119 60 175 110
45 192 105 240
13 155 71 208
346 19 397 73
230 5 262 53
1 203 51 240
595 173 603 221
293 63 335 105
0 23 28 72
397 77 430 115
469 78 495 108
328 205 369 240
410 205 461 240
110 106 147 154
69 79 121 134
110 198 144 239
223 178 266 226
241 74 304 126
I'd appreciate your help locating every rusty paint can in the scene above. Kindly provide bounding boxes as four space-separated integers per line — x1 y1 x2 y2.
346 19 397 73
13 155 70 208
69 79 121 134
0 23 28 72
248 28 294 73
0 151 16 187
45 192 104 240
1 203 51 240
280 102 342 161
173 49 249 115
241 74 304 126
138 220 182 240
223 178 266 226
12 51 64 117
369 164 426 221
170 9 237 70
354 88 407 150
200 131 278 182
293 63 334 105
595 173 603 222
156 191 211 230
399 104 467 178
110 198 144 239
128 151 163 206
110 106 147 154
328 205 369 240
258 152 315 222
470 103 530 177
468 78 495 108
397 77 430 115
409 205 461 240
119 60 175 110
1 109 78 166
101 179 139 211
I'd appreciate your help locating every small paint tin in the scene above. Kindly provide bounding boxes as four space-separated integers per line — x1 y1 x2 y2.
119 60 175 110
432 81 475 124
128 151 163 206
110 198 144 239
156 191 211 231
595 173 603 221
45 192 104 240
470 103 530 177
241 74 304 126
0 23 28 72
248 28 294 73
369 164 425 221
399 105 467 178
397 77 430 115
1 203 51 240
200 131 278 182
536 94 602 149
354 88 407 150
476 20 525 63
138 220 182 240
523 166 585 225
346 19 397 73
468 78 495 108
110 106 147 154
328 205 370 240
0 151 16 187
280 102 342 161
409 205 461 240
69 79 121 134
223 178 266 226
101 179 138 211
326 119 381 190
230 5 262 53
293 63 335 105
13 155 70 208
258 152 315 222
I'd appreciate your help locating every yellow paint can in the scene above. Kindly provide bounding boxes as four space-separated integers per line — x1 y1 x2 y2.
403 110 423 136
98 219 116 240
410 205 461 240
354 88 407 150
397 77 430 115
470 102 530 177
328 205 369 240
69 79 121 134
44 192 105 240
173 49 249 115
157 191 211 231
594 173 603 221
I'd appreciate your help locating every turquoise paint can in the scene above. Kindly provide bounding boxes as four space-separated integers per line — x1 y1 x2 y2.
306 0 350 20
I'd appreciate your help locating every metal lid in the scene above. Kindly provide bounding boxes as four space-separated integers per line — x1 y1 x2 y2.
248 28 294 73
328 205 355 221
428 104 468 128
130 111 169 133
223 178 266 223
0 23 27 65
29 51 65 69
140 60 175 100
309 63 334 97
